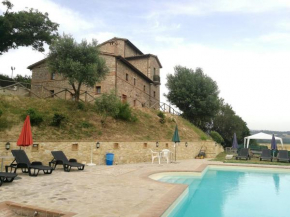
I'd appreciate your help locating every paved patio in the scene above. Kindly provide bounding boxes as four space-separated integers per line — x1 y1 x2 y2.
1 159 290 217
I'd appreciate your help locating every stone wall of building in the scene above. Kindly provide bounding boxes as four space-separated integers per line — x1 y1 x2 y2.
126 58 149 77
116 60 157 107
0 141 224 167
149 56 160 80
30 55 116 101
124 43 141 57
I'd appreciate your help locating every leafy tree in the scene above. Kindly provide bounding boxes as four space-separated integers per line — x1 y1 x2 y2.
211 100 250 147
165 66 220 130
210 131 224 144
0 73 31 87
47 34 109 101
0 0 59 55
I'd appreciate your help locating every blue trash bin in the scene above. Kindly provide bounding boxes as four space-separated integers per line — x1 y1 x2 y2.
106 153 114 165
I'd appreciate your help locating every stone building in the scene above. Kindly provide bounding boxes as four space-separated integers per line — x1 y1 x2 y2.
28 37 162 108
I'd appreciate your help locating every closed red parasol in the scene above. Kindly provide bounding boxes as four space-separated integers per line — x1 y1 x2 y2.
17 115 33 148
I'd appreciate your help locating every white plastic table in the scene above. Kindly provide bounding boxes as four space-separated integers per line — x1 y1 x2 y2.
0 156 14 172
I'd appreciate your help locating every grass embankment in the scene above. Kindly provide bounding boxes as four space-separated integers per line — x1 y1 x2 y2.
213 152 290 166
0 95 210 142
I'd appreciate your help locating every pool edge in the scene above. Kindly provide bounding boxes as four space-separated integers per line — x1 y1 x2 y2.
139 163 290 217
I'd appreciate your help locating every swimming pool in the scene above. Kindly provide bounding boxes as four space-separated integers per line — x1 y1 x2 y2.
152 166 290 217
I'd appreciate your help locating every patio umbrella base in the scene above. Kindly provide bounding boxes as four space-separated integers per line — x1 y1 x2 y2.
87 163 96 166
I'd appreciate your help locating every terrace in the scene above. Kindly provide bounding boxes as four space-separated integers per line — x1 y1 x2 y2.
1 158 290 217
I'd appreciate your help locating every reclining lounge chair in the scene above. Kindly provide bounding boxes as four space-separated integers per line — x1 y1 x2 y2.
6 150 53 177
277 150 290 162
236 148 250 160
259 149 273 162
0 172 17 187
49 151 85 172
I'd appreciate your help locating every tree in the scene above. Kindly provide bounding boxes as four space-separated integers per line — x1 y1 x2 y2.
165 65 220 130
211 100 250 147
210 131 224 144
0 0 59 55
47 34 109 101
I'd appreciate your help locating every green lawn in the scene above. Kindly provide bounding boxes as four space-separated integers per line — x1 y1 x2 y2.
212 152 290 166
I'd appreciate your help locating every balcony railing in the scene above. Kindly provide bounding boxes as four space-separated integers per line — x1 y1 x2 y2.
153 75 160 85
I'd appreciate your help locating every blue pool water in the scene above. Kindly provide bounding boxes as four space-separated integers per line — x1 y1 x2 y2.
158 167 290 217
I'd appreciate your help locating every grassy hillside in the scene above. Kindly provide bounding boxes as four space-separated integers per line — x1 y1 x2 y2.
0 95 210 142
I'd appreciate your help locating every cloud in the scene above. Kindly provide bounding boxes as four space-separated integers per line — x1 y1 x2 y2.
155 36 184 44
81 32 116 44
147 0 290 17
259 33 290 44
0 0 95 35
154 42 290 130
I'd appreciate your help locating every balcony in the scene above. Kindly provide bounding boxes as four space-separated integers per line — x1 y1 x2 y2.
153 75 160 85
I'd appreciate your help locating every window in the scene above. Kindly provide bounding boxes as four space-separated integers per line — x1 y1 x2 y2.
126 73 129 81
50 90 54 98
51 73 55 80
122 94 127 103
32 144 39 152
134 78 136 85
143 85 146 92
96 86 101 94
153 91 156 98
133 100 136 107
114 143 119 149
72 143 78 151
153 68 156 76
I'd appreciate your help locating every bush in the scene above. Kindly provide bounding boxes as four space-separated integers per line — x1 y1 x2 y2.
95 91 137 123
157 111 165 119
0 109 2 117
115 102 137 122
210 131 224 144
157 111 166 124
95 92 120 124
26 108 43 126
77 102 85 110
51 113 65 127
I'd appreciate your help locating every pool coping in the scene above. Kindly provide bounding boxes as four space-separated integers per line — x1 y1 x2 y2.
0 201 77 216
139 162 290 217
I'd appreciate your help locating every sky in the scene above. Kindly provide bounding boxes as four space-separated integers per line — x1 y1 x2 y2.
1 0 290 131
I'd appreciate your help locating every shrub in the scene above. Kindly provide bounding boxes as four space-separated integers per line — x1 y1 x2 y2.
77 102 85 110
0 109 2 117
210 131 224 144
157 111 166 124
157 111 165 119
51 113 65 127
200 135 208 141
115 102 138 122
95 92 120 124
95 91 137 123
26 108 43 126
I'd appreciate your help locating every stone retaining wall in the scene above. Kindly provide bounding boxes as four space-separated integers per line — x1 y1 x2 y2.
0 141 224 166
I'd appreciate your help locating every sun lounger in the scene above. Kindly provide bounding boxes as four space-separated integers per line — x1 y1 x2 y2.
0 172 17 187
259 149 272 162
236 148 250 160
6 150 53 176
277 150 290 162
49 151 85 172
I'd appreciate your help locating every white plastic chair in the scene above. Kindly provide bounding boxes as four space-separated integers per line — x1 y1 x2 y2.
150 149 161 164
161 149 173 164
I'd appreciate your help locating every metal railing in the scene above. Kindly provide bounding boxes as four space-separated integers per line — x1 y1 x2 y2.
150 101 181 116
